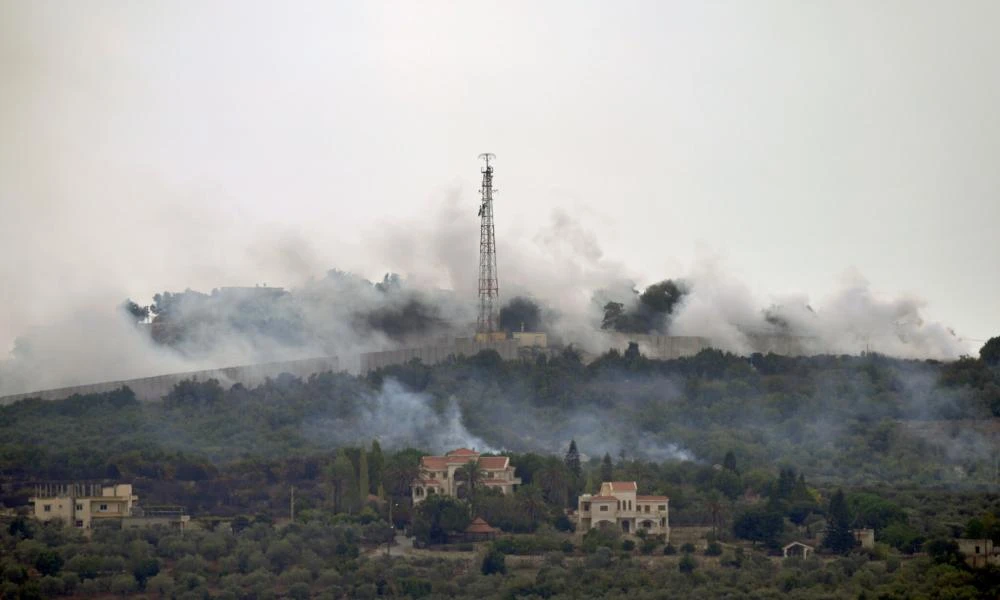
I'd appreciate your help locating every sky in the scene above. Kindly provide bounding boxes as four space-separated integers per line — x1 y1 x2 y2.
1 0 998 355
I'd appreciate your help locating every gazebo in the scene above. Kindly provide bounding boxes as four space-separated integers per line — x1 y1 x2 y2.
464 517 499 541
782 541 814 558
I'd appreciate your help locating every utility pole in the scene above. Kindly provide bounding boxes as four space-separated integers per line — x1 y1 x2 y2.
476 153 499 341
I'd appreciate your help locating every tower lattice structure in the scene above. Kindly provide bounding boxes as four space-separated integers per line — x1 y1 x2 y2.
477 153 499 336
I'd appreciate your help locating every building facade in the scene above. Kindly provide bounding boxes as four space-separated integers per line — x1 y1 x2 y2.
576 482 669 537
29 483 188 531
412 448 521 504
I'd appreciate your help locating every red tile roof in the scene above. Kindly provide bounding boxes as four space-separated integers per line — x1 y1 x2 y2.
465 517 497 534
637 495 669 501
447 448 479 456
608 482 638 492
420 457 449 469
478 456 509 470
419 452 512 471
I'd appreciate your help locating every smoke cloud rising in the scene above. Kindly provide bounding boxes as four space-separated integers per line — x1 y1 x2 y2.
0 194 973 397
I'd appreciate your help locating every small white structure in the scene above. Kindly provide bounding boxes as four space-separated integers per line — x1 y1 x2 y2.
783 541 814 558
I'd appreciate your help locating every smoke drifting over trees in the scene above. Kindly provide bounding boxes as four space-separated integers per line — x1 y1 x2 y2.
0 204 977 397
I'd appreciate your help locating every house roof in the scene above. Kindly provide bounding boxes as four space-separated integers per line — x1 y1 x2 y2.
478 456 509 470
608 482 638 492
783 541 814 550
420 453 511 471
637 495 669 502
465 517 497 534
590 496 617 502
421 457 449 470
447 448 479 457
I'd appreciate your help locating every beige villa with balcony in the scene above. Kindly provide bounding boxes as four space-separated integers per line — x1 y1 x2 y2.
31 483 138 529
576 481 670 537
30 483 189 531
412 448 521 503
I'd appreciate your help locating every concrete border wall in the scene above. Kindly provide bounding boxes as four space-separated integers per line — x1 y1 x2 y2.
0 356 340 404
359 339 519 373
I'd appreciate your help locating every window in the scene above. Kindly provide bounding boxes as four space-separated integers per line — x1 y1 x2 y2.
99 504 108 512
76 504 83 511
658 505 666 512
43 504 51 512
415 487 424 497
975 546 981 554
599 505 608 512
75 520 84 528
582 502 590 511
660 518 666 527
645 505 650 513
428 488 435 495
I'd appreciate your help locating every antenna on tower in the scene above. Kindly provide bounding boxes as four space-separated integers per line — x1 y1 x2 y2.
476 153 499 341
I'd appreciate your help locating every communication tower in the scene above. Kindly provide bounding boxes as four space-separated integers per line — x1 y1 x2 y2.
476 153 500 340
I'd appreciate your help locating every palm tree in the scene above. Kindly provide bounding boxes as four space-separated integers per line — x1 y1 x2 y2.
517 484 546 525
457 459 483 498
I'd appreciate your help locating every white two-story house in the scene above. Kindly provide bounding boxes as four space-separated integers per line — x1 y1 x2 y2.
576 481 669 537
412 448 521 503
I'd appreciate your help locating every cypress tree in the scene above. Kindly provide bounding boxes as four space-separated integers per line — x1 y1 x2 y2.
358 450 370 507
600 453 614 483
369 440 384 494
564 440 582 480
823 489 856 554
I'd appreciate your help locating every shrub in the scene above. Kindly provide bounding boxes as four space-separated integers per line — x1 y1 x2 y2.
680 542 696 553
640 537 659 555
481 548 506 575
704 542 723 556
39 575 65 596
288 582 311 600
663 543 677 555
111 574 138 596
621 539 636 552
679 554 697 574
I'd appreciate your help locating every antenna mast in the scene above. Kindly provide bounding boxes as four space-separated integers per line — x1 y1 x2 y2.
477 153 499 338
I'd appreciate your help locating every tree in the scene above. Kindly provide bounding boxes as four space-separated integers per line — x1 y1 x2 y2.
722 451 739 474
358 450 370 507
602 302 625 331
457 460 483 500
678 553 697 574
410 496 470 545
481 546 507 575
823 489 856 555
733 508 784 548
600 453 613 483
516 485 547 527
564 440 582 480
383 453 421 525
34 550 63 577
981 337 1000 367
120 299 150 324
329 450 357 514
369 440 384 494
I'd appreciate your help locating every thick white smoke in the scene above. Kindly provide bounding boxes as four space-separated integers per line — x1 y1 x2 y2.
304 379 493 453
0 193 972 397
668 259 969 359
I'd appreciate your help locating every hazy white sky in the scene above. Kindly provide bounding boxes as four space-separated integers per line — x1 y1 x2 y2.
2 0 998 352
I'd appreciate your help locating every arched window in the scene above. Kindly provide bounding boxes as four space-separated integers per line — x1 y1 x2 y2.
415 487 424 497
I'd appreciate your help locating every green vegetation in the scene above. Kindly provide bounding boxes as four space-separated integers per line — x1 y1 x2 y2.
1 340 999 596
